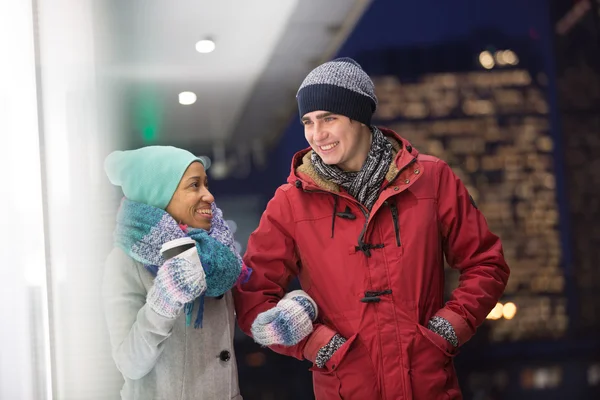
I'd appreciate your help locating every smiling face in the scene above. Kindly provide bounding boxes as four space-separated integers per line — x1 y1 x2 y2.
301 110 372 172
165 161 214 230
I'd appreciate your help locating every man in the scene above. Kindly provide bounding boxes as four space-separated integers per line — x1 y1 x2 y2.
233 57 510 399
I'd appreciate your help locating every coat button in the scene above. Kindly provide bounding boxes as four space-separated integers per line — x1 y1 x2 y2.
219 350 231 362
406 145 413 153
393 187 400 191
404 179 410 184
295 180 302 188
414 169 420 174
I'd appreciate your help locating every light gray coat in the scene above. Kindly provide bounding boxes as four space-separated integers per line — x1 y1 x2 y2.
102 247 242 400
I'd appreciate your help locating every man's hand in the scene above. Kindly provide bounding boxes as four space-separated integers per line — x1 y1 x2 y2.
251 290 318 346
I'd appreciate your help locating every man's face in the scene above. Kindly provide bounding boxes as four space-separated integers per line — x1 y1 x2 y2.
302 111 369 172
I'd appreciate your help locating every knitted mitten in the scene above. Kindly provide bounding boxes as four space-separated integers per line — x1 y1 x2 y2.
251 290 318 346
147 238 207 318
427 316 459 347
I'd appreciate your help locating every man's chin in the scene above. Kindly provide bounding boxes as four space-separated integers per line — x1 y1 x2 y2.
318 154 339 166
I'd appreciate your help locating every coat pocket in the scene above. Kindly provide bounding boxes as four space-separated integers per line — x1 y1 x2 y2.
310 334 381 400
409 324 460 400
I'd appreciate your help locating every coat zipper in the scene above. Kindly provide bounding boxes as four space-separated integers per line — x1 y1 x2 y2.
386 201 401 246
377 157 418 247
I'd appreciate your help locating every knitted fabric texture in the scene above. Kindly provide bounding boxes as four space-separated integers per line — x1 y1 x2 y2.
427 316 459 347
315 334 347 369
251 291 317 346
146 250 207 318
114 198 250 327
296 57 377 125
311 126 393 210
104 146 210 210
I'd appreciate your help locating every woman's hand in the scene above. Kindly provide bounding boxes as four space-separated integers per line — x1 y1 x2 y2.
147 239 207 318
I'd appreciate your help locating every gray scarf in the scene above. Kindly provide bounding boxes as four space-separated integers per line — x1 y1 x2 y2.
311 126 393 210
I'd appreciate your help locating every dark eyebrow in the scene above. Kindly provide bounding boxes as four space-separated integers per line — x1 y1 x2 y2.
301 112 335 122
316 112 335 119
186 175 204 182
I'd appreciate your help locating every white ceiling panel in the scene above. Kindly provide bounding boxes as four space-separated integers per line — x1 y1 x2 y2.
102 0 371 153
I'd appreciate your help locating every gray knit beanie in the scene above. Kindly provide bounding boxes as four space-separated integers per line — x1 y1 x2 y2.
296 57 377 125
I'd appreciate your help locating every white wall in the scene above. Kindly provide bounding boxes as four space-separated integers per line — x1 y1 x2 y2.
0 1 124 398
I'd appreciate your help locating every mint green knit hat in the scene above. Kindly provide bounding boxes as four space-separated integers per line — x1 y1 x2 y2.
104 146 211 210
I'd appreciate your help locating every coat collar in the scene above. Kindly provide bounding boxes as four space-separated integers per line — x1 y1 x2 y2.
288 128 419 192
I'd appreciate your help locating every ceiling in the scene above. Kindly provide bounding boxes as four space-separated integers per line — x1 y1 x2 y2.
103 0 371 173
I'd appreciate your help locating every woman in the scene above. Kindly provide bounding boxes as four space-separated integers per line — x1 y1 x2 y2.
101 145 257 400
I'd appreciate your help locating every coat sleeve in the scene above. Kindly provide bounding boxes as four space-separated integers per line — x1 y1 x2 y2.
102 248 178 380
233 186 337 362
434 161 510 345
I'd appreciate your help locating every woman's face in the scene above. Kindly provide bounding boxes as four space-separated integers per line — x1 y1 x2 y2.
166 161 214 230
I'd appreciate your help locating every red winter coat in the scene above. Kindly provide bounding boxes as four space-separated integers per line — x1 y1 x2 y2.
234 128 509 400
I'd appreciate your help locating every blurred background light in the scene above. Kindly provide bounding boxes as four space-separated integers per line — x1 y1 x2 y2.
479 50 495 69
503 302 518 320
487 303 505 320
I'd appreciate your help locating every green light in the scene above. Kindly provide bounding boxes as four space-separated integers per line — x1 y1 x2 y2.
133 86 163 144
142 126 158 142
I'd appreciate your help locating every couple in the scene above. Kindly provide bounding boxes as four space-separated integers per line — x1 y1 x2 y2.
103 58 510 400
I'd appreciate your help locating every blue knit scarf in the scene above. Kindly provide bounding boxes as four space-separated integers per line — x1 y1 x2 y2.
113 198 251 328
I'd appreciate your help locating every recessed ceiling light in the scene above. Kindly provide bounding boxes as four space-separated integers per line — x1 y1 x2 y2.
196 39 215 54
178 91 197 105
